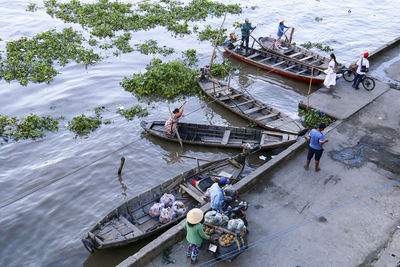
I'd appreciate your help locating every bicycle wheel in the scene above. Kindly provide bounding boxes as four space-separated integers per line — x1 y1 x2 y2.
343 70 355 82
362 77 375 91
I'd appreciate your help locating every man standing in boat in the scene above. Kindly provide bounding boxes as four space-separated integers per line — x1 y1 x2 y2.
275 20 290 50
240 18 256 56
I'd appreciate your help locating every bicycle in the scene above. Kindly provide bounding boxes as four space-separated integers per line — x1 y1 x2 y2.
340 66 375 91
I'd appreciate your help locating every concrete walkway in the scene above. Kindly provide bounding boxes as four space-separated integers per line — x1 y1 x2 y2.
147 88 400 266
298 77 390 120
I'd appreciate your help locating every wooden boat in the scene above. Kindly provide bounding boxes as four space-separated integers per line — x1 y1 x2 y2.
82 152 247 252
257 36 331 70
223 40 325 84
141 120 297 150
198 71 305 135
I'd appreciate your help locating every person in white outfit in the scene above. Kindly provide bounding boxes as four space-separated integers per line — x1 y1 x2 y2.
323 53 338 89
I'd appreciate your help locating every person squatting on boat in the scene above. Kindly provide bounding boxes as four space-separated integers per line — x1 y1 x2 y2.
351 52 370 90
209 177 232 212
275 20 290 50
240 18 256 56
323 53 338 89
304 123 328 172
184 208 214 264
164 103 185 135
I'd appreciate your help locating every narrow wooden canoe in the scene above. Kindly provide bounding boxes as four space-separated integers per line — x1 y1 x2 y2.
141 120 297 150
223 40 325 84
82 153 246 252
198 72 305 135
257 36 331 70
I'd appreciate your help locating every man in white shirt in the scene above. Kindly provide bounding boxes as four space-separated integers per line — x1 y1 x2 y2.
352 52 370 90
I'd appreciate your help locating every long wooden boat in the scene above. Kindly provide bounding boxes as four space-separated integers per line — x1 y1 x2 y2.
82 152 247 252
223 40 325 84
198 71 305 135
257 36 331 70
141 120 297 150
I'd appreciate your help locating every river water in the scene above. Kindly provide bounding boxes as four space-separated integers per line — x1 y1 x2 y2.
0 1 399 266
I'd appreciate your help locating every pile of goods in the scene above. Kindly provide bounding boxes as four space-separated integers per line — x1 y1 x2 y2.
148 193 187 224
203 225 215 235
223 185 234 197
204 210 229 226
219 233 236 247
227 218 247 236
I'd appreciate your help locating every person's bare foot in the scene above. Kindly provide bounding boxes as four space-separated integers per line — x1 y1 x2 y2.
304 165 309 171
315 168 321 172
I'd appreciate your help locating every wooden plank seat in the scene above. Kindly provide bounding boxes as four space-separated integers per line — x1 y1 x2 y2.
247 53 260 59
221 130 231 145
244 106 265 114
284 65 297 71
282 47 294 54
309 59 321 65
179 184 205 205
289 52 303 58
229 99 254 107
299 55 313 61
255 113 278 121
118 216 144 235
258 56 273 63
296 69 309 75
219 93 243 101
272 61 286 67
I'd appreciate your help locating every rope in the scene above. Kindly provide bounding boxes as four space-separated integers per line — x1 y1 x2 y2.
198 178 400 266
0 137 142 209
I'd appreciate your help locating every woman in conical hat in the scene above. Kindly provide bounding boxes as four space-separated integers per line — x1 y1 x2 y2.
184 208 214 264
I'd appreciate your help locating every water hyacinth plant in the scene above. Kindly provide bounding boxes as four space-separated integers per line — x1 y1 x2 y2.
0 114 59 142
117 105 149 120
67 114 102 136
121 58 200 99
300 108 335 129
0 27 100 86
300 41 334 52
198 25 227 45
136 40 174 56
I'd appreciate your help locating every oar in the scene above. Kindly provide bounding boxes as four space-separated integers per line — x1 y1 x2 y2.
168 104 183 149
176 153 214 162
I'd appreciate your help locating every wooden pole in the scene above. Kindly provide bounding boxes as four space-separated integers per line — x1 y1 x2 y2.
213 79 216 94
175 153 213 162
196 158 200 173
306 67 314 111
289 27 295 44
168 104 183 148
210 11 227 67
118 156 125 175
227 76 231 90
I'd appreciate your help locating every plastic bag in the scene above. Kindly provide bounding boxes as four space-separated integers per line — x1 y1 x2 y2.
221 214 229 226
227 219 246 234
204 211 224 226
148 202 164 218
159 207 177 224
223 185 234 196
160 193 175 207
172 201 187 216
202 188 211 201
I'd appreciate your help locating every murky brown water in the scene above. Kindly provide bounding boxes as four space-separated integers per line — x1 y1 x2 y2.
1 1 400 267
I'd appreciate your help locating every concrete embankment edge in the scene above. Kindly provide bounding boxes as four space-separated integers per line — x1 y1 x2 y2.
369 36 400 61
116 120 342 267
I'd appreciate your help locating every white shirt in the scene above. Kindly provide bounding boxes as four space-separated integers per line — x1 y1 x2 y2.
356 57 369 75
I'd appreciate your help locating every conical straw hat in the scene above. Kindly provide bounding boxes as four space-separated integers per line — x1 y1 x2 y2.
187 208 204 224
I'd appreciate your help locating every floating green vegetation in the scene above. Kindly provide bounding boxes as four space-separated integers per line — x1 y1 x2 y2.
27 3 38 12
112 33 133 53
247 121 258 128
300 41 334 52
210 59 237 77
300 109 334 129
182 49 198 66
315 17 323 22
198 25 227 45
0 114 59 142
136 40 174 56
121 58 199 99
0 27 100 86
68 114 102 135
117 105 149 120
44 0 241 38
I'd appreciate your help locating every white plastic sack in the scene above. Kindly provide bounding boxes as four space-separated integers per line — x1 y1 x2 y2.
204 211 225 226
227 218 246 234
172 201 187 216
159 207 177 224
223 185 234 196
160 193 175 207
148 202 164 218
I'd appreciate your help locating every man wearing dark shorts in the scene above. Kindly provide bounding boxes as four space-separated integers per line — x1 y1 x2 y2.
304 123 328 172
